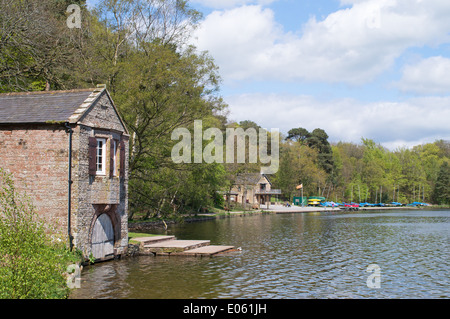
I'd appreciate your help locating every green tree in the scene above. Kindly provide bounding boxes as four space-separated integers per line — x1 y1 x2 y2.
286 127 310 144
274 141 327 201
238 120 261 131
308 128 334 174
432 161 450 205
0 0 90 91
116 45 226 219
286 127 333 174
395 146 428 202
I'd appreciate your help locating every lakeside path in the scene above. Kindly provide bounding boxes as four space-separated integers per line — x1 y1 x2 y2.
198 204 416 218
260 204 413 213
128 204 425 232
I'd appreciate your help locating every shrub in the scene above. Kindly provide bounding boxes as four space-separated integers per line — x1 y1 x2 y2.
0 168 79 299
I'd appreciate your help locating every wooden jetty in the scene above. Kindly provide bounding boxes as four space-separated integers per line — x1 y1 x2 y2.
132 235 237 257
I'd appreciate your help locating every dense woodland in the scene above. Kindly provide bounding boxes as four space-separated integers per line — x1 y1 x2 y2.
1 0 449 221
276 129 450 206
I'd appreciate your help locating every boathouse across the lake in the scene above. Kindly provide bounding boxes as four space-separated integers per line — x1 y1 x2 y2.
228 173 281 208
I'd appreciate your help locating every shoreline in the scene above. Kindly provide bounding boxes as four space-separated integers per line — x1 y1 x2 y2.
265 204 415 213
128 204 442 232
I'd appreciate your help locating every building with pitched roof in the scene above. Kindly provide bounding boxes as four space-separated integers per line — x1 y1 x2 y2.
226 173 281 209
0 86 129 261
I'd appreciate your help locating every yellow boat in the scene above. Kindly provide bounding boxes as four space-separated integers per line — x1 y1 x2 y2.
308 199 321 206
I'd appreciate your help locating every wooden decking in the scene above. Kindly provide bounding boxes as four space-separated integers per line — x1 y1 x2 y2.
133 235 237 256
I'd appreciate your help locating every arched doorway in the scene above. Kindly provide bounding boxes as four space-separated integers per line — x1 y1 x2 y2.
91 213 114 260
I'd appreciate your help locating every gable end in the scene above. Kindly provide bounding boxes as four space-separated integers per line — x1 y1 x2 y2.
74 89 129 135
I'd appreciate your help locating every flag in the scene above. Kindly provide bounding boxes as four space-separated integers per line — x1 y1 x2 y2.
296 184 303 190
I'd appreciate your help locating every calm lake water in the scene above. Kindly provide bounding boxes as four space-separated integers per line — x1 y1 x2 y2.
70 209 449 299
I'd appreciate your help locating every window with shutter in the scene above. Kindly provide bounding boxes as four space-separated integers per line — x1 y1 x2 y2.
110 139 117 177
89 137 97 176
119 140 125 178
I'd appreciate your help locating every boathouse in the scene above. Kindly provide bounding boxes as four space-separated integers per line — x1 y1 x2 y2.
227 173 281 208
0 87 129 261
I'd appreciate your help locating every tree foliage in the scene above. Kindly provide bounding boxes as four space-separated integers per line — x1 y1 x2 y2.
432 161 450 205
286 127 334 174
277 132 449 204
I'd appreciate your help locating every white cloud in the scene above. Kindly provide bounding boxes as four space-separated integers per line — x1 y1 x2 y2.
191 1 450 149
193 5 284 81
395 56 450 95
226 93 450 149
190 0 277 9
192 1 450 85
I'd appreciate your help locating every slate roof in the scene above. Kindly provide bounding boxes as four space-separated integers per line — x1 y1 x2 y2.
234 173 271 185
0 88 101 124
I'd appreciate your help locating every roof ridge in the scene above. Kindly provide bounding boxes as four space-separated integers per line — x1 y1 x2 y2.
0 88 97 97
0 88 103 124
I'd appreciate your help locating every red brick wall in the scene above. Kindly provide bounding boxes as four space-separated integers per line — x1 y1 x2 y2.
0 124 70 233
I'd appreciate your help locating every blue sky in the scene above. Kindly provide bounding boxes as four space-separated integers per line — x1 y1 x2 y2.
188 0 450 149
85 0 450 149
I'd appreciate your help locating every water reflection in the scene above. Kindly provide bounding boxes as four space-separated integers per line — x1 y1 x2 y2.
71 210 449 299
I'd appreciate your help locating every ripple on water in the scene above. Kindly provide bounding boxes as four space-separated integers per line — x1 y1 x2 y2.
71 210 450 299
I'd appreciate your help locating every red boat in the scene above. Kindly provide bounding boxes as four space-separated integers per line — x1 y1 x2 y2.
341 202 360 211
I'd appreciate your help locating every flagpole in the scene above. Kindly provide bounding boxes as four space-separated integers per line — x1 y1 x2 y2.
296 183 304 207
301 186 304 207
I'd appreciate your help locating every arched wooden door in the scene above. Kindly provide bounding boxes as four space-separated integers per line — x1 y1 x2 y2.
91 214 114 259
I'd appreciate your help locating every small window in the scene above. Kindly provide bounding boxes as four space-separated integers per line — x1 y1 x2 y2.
96 138 106 175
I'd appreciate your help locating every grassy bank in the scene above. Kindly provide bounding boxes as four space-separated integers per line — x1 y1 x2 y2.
128 232 160 244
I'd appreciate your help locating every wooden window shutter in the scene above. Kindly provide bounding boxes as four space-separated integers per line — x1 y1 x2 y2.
119 140 126 178
109 139 115 177
89 137 97 176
